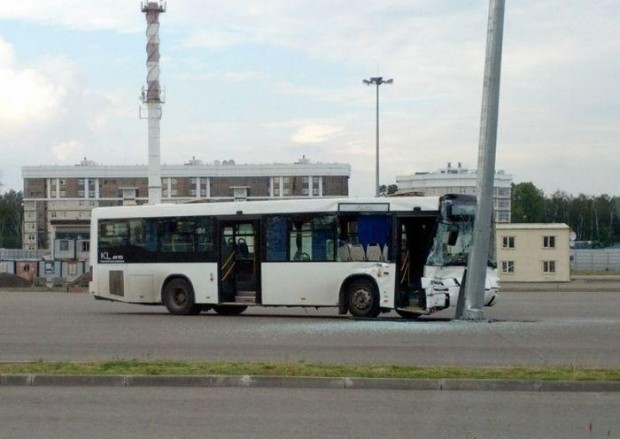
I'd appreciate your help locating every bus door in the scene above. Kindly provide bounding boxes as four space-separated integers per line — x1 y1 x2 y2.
396 216 436 308
219 220 260 304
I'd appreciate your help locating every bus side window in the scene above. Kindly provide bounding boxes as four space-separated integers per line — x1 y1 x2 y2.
266 216 287 261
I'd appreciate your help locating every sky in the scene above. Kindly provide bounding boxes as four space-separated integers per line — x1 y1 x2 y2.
0 0 618 197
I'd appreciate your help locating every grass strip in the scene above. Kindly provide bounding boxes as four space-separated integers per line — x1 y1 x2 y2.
0 360 618 381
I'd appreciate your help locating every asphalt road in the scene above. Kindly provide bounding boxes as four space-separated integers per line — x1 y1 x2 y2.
0 290 619 367
1 387 619 439
1 290 619 439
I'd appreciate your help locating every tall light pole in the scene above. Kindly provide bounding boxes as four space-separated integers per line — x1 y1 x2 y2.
363 77 393 197
457 0 506 320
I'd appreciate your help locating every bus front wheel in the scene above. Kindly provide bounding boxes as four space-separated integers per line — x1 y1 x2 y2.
347 279 380 318
162 278 201 316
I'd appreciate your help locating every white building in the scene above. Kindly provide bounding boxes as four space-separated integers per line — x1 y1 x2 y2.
396 162 513 223
496 223 571 282
22 157 351 254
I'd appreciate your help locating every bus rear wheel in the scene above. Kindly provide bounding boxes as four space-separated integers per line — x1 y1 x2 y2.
213 305 248 316
162 278 201 315
347 279 380 318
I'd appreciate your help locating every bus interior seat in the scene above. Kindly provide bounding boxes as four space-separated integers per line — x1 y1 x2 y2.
350 244 366 261
237 238 250 258
337 240 351 261
366 243 382 261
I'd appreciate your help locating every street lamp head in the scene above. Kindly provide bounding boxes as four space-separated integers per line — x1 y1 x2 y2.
363 77 393 86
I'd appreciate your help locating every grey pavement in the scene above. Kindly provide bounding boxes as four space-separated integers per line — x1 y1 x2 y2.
0 290 619 392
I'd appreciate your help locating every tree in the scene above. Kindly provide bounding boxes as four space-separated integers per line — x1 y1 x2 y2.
511 182 546 223
0 190 23 248
378 184 398 196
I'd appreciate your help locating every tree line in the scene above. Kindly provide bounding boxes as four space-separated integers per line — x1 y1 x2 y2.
0 190 23 248
511 182 620 248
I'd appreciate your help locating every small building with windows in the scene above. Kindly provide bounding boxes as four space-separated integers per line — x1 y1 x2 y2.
395 162 513 223
495 223 571 282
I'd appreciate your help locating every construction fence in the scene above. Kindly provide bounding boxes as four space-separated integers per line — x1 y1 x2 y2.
571 249 620 272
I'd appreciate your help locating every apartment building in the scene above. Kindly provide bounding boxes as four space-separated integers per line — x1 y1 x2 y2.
395 162 513 223
22 157 350 253
495 223 571 282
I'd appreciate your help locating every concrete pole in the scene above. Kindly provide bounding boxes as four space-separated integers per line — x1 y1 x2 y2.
363 77 393 197
375 82 380 197
457 0 505 320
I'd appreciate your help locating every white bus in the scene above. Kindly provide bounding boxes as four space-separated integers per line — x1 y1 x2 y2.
89 195 498 318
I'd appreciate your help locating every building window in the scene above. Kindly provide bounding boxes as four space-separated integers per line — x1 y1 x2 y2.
497 188 510 197
80 241 90 252
543 260 556 273
497 199 510 209
543 235 556 248
190 189 196 196
501 261 515 274
78 190 85 197
232 187 248 200
78 179 85 185
59 240 70 251
502 236 515 249
497 211 510 222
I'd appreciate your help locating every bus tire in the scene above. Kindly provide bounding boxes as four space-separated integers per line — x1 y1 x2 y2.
162 278 201 316
213 305 248 316
347 279 380 318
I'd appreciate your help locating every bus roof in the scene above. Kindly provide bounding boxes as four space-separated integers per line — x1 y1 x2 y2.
90 196 442 220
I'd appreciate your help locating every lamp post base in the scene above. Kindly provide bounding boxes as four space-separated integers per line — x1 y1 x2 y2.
458 308 487 321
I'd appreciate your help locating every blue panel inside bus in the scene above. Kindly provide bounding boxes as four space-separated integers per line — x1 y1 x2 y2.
357 216 390 248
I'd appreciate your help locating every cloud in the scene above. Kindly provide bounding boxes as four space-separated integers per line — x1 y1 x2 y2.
0 0 140 32
291 123 345 144
52 139 82 162
0 38 65 128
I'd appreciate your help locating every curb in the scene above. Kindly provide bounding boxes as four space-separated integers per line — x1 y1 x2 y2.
1 375 619 392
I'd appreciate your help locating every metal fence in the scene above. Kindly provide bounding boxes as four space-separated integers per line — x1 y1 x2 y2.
0 248 48 260
571 249 620 272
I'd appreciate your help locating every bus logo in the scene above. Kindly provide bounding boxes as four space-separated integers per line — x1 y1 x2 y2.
100 251 125 263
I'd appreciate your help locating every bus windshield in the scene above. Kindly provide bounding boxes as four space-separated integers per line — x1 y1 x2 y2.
426 195 496 268
426 218 475 267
